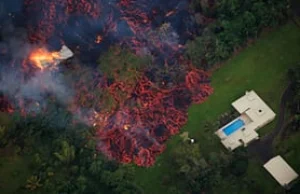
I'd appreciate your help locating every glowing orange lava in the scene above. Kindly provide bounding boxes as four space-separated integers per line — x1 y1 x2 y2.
29 48 60 70
123 124 130 130
95 35 103 44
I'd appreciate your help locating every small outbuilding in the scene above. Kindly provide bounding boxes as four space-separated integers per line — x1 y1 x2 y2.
263 155 299 189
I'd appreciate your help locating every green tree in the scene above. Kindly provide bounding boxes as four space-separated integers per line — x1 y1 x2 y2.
229 148 249 176
187 0 289 71
172 142 202 169
53 140 75 165
185 33 218 69
100 164 143 194
76 175 87 193
214 37 232 61
242 11 258 38
25 176 43 191
98 46 150 81
89 158 103 176
0 125 7 146
216 0 242 18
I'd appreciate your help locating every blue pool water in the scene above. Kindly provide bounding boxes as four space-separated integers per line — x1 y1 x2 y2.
223 119 245 136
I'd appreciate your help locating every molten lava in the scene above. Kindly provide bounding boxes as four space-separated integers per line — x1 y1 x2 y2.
72 65 213 166
1 0 215 167
123 124 130 130
95 35 103 44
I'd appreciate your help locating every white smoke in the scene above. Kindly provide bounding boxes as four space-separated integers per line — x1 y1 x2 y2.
0 70 73 104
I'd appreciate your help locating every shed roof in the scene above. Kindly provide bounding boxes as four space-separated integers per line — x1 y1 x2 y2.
263 156 299 187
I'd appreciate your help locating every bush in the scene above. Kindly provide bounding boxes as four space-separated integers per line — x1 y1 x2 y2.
229 158 248 177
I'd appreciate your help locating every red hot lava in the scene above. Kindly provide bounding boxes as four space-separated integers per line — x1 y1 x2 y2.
74 64 213 166
0 0 214 166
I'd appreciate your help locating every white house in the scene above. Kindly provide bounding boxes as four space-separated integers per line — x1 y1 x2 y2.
215 90 276 150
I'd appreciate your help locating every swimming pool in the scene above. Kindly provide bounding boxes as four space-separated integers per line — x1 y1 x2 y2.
223 119 245 136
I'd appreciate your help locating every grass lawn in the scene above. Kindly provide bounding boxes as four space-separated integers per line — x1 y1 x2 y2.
133 22 300 194
273 129 300 193
276 132 300 174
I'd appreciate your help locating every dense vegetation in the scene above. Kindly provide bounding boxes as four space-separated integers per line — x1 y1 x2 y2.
186 0 289 69
1 0 299 194
0 112 144 194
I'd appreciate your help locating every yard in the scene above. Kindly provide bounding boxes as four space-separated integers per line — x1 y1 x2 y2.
133 22 300 194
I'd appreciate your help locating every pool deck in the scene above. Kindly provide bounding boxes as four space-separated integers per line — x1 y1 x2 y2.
215 90 276 150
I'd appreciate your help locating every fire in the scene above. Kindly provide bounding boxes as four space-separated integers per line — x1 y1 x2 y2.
95 35 103 44
29 48 60 70
123 124 130 130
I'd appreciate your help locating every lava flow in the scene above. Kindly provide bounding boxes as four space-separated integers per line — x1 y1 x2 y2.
74 63 213 166
0 0 214 166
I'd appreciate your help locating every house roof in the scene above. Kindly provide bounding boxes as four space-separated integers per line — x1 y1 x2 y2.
264 156 299 187
215 90 276 151
232 90 276 128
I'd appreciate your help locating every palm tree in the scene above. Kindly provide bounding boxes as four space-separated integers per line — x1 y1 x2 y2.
25 176 43 191
89 159 103 176
53 140 75 165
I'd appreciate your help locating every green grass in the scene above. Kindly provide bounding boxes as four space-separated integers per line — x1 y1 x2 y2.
276 132 300 173
212 158 283 194
133 22 300 194
273 130 300 193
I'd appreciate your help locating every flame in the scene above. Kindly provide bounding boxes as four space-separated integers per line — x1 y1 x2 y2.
123 124 130 130
29 48 60 70
95 35 103 44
